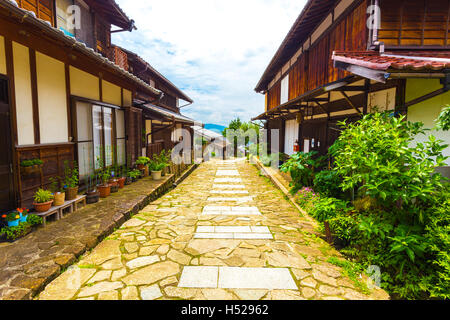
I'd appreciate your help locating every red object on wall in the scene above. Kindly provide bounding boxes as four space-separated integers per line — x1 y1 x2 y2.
294 140 300 153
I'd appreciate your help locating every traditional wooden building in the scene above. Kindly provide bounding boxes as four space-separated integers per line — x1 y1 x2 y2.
113 46 195 160
0 0 164 210
253 0 450 175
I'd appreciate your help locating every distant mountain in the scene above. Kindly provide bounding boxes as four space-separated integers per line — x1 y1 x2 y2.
204 124 226 134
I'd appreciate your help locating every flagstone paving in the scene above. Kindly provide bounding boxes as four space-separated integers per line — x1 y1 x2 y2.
38 159 389 300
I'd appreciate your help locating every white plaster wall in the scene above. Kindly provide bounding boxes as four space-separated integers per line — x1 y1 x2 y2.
13 42 34 146
36 51 68 144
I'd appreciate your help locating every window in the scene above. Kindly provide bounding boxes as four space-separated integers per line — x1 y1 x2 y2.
74 100 126 179
56 0 75 36
17 0 54 25
281 74 289 104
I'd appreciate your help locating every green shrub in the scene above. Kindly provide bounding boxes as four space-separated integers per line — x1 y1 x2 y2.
313 170 343 198
310 197 350 222
322 113 450 299
280 151 325 193
294 187 320 212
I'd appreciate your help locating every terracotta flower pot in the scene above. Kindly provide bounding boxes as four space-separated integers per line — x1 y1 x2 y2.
33 200 54 213
151 171 162 181
98 185 111 198
118 177 126 189
54 192 65 206
66 186 78 201
110 182 119 193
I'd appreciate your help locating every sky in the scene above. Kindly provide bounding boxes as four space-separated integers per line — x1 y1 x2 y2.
113 0 307 126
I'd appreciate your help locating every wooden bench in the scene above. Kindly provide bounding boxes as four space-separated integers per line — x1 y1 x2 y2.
73 195 87 211
58 201 74 219
36 207 60 226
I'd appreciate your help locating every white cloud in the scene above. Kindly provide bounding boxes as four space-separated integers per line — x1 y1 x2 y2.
113 0 307 126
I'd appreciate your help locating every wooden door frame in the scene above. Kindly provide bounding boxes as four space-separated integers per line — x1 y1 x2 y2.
0 73 17 210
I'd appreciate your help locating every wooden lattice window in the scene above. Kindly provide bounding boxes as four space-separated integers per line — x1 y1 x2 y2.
17 0 54 26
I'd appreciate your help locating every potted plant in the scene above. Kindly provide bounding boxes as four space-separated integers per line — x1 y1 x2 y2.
17 208 29 223
64 161 79 201
98 169 111 198
33 189 54 213
49 177 66 206
149 160 165 181
85 173 100 204
136 156 150 176
2 212 21 227
21 159 43 175
155 150 171 176
117 166 126 188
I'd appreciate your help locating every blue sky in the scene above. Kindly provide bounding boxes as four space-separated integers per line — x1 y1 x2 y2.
113 0 307 126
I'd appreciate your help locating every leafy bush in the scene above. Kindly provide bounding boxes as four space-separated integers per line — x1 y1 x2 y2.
328 214 360 246
323 112 450 299
313 170 343 198
0 215 42 241
280 151 325 193
436 105 450 131
310 197 350 223
334 113 448 208
294 187 320 212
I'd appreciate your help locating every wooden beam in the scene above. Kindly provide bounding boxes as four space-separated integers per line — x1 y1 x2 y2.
29 48 40 144
405 87 446 108
341 91 362 115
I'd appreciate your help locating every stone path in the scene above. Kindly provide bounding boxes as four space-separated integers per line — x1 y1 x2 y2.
38 159 389 300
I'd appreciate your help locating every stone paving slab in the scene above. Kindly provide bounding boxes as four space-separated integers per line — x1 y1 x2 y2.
212 185 246 189
36 160 390 301
214 178 243 183
216 170 240 176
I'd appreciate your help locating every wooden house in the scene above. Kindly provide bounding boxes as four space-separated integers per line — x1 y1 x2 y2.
113 46 195 161
253 0 450 176
0 0 163 210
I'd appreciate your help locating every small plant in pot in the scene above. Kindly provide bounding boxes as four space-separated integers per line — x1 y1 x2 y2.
136 157 150 177
154 150 171 176
117 166 126 188
20 159 43 175
33 189 54 213
109 170 119 193
64 161 79 201
98 170 111 198
50 177 66 206
17 208 29 223
149 160 166 181
2 212 21 227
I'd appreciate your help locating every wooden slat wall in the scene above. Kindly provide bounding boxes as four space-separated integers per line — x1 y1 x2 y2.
17 0 54 26
266 0 368 111
17 144 74 207
379 0 450 46
267 81 281 110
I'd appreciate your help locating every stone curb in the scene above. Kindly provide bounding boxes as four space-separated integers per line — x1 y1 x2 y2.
252 157 318 228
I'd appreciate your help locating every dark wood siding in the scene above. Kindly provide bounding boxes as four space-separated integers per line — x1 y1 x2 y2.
125 107 142 166
17 0 54 26
75 0 96 49
17 144 75 208
267 81 281 110
379 0 450 47
268 0 368 110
